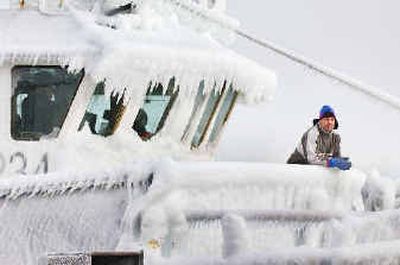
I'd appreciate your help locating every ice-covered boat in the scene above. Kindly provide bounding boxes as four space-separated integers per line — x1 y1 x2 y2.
0 0 399 264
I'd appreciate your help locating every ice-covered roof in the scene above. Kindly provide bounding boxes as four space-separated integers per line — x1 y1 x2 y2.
0 3 276 102
0 11 95 65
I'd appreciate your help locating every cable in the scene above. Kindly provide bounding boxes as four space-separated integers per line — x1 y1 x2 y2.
235 29 400 111
167 0 400 111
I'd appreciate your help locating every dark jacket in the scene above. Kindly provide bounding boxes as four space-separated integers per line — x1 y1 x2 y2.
287 124 341 165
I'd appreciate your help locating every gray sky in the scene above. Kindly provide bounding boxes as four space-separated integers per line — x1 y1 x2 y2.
216 0 400 176
226 0 400 95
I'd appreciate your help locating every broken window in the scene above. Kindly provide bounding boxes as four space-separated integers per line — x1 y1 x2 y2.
11 66 84 141
78 81 126 136
132 78 179 141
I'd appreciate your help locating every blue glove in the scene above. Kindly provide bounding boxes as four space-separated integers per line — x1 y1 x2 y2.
327 157 352 170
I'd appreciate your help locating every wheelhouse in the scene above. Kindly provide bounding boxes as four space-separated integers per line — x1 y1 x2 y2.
0 0 276 176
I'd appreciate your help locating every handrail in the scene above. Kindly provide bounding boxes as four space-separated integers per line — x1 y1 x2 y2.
185 209 342 223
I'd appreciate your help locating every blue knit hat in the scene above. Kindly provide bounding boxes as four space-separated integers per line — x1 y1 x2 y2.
319 105 335 119
313 105 339 129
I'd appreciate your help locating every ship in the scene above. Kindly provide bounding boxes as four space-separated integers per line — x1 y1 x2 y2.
0 0 399 264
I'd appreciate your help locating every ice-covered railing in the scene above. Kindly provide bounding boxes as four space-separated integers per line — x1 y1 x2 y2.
242 241 400 265
167 210 342 257
148 161 366 212
137 161 366 257
188 0 226 12
137 160 400 261
157 240 400 265
0 159 397 265
362 169 397 211
166 209 400 258
5 0 66 12
164 0 237 34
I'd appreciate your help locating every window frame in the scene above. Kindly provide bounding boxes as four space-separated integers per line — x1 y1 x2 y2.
10 65 84 141
78 81 127 137
180 80 238 150
190 82 226 148
207 84 238 145
132 78 179 141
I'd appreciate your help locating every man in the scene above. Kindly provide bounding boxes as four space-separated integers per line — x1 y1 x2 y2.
287 105 351 170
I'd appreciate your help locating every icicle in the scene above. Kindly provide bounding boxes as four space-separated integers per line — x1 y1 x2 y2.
11 51 17 64
180 72 192 93
161 74 171 94
214 75 224 93
0 53 4 67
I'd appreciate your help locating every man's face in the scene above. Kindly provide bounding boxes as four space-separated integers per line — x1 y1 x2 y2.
319 116 336 132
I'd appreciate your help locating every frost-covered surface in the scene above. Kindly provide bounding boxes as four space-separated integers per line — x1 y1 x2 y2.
0 130 213 176
221 214 248 258
362 168 397 210
160 161 366 211
0 159 398 264
1 2 400 265
0 2 276 102
0 11 96 67
0 190 127 264
155 240 400 265
0 159 377 264
0 161 151 265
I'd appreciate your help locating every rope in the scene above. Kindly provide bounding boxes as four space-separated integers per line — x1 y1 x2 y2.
235 29 400 111
167 0 400 111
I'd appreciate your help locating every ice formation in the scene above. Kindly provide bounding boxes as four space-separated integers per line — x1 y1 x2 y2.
0 1 400 265
0 1 276 103
0 159 393 264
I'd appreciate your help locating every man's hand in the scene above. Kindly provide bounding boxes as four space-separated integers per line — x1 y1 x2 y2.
327 157 352 170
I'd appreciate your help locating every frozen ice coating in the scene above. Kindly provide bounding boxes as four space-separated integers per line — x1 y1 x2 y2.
0 159 398 264
0 12 95 67
1 0 400 265
0 160 374 264
0 0 276 103
155 161 366 212
221 214 248 258
0 191 126 264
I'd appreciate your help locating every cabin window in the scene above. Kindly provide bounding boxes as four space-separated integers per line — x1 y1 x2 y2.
191 82 226 148
181 80 206 141
132 78 179 141
78 81 126 136
208 84 238 144
11 66 84 141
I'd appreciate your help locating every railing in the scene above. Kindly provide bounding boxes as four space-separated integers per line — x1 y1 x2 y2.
0 0 65 12
161 0 239 40
162 241 400 265
190 0 226 12
3 0 226 12
137 161 367 257
163 209 343 257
